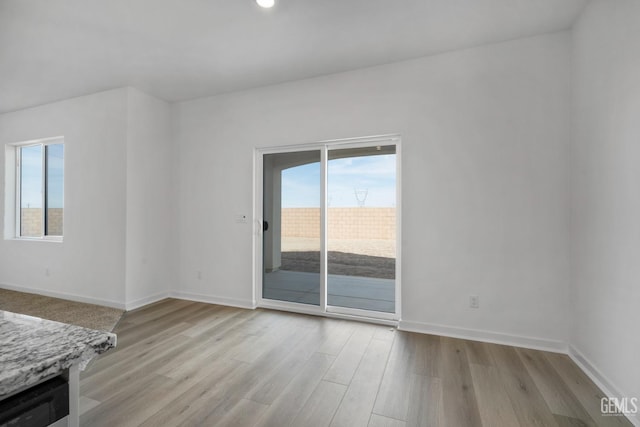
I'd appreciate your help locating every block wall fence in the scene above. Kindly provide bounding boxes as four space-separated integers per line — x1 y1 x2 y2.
281 207 396 240
20 208 63 236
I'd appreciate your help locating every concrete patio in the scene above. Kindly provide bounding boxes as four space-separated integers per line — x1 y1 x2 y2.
263 270 395 313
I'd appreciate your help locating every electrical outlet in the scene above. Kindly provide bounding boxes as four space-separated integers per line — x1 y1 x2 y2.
45 267 50 277
469 295 479 309
197 271 202 280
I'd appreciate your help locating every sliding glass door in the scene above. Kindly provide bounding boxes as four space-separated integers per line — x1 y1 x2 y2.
262 150 322 306
327 145 396 313
257 137 400 320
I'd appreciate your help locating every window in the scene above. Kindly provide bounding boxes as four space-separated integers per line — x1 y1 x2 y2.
14 138 64 239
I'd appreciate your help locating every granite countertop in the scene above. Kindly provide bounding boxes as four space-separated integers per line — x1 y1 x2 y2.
0 310 116 398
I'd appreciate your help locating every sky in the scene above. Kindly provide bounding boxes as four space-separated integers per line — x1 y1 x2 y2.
20 144 64 209
281 154 396 208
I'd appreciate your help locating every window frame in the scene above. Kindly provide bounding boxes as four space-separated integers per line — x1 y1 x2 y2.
12 136 64 241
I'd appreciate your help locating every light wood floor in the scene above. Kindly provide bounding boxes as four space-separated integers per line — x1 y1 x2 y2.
80 299 632 427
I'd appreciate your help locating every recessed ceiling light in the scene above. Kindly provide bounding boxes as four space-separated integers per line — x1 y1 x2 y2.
256 0 275 8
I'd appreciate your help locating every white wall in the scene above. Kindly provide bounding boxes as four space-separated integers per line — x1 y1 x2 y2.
0 89 129 306
0 87 175 309
125 88 176 309
174 32 571 348
571 0 640 403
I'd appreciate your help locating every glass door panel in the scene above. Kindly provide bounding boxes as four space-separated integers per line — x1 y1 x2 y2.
262 150 321 306
326 145 397 313
20 145 43 237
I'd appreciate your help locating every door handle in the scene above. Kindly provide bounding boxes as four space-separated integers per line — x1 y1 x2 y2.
263 220 269 232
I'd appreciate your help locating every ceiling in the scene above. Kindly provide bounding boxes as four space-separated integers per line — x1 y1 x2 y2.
0 0 587 114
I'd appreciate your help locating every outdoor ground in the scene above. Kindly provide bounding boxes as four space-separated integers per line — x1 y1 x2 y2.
280 237 396 279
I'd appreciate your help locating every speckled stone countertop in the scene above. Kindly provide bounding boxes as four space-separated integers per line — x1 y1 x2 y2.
0 310 116 398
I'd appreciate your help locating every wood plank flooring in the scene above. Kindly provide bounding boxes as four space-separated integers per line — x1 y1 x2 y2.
80 299 633 427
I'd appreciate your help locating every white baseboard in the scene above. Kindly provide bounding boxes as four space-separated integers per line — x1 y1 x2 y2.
125 291 171 311
0 282 126 310
169 291 256 310
0 282 256 311
398 319 568 353
568 345 640 427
